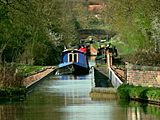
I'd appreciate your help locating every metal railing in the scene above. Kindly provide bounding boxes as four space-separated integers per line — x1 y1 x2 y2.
108 67 123 88
91 66 95 87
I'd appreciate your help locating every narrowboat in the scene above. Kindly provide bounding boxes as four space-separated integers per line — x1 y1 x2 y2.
57 49 90 75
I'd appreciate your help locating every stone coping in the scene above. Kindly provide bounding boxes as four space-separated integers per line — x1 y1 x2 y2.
23 66 56 88
126 63 160 71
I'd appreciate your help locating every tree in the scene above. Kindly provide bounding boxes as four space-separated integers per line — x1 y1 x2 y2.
0 0 83 65
102 0 160 52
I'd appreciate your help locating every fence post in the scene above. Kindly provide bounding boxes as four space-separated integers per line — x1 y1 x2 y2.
92 67 95 87
106 50 112 68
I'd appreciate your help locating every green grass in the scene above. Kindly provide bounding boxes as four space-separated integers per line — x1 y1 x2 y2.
0 64 45 98
109 40 135 56
0 87 26 98
17 65 45 77
118 84 160 102
92 43 99 49
93 24 111 30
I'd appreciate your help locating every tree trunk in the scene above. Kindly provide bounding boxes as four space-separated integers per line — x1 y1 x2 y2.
0 44 7 64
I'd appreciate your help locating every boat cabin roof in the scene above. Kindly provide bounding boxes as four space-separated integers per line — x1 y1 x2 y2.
62 49 84 54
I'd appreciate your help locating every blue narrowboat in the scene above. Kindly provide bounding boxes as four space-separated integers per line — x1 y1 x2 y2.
57 49 90 75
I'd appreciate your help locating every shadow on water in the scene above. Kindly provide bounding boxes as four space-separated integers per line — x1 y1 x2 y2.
56 74 89 81
0 59 160 120
118 99 160 119
94 68 112 87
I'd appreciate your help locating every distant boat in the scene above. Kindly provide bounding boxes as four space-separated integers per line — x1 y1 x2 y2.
57 49 90 75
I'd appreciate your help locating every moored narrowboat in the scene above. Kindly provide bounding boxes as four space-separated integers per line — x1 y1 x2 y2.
57 49 90 75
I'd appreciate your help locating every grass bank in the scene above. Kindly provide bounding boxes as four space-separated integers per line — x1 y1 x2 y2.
17 65 46 77
117 84 160 105
0 87 26 99
0 64 47 99
109 40 135 56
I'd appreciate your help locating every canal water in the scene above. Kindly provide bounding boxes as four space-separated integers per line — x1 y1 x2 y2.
0 62 160 120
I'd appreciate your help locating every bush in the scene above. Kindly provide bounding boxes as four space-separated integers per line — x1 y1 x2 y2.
0 87 26 98
117 84 160 102
146 89 160 100
17 65 45 77
117 84 133 99
122 51 160 66
129 86 145 98
0 63 23 88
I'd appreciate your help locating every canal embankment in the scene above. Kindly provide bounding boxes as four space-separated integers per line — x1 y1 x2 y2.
94 66 112 87
24 66 56 89
90 65 117 100
0 65 57 99
91 63 160 106
118 84 160 106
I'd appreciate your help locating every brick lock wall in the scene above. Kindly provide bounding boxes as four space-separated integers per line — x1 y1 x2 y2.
126 63 160 87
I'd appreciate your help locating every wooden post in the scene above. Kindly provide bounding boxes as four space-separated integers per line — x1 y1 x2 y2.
106 49 112 68
110 52 112 67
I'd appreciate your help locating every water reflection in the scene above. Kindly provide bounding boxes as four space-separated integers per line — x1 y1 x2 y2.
59 74 88 81
0 61 160 119
1 100 160 120
118 100 160 120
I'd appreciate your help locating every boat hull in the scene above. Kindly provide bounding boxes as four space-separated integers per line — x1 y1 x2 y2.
57 49 90 75
58 63 89 75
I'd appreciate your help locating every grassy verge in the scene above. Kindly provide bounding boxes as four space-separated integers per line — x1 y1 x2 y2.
17 65 46 77
117 84 160 104
0 64 46 99
0 87 26 99
109 40 135 56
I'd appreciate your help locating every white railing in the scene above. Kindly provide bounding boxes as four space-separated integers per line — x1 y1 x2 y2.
108 67 123 89
91 66 95 87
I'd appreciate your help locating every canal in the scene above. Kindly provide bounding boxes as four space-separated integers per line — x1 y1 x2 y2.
0 61 160 120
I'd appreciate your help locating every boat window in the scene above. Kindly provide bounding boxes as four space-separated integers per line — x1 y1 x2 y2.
69 54 72 62
74 54 77 62
68 53 78 62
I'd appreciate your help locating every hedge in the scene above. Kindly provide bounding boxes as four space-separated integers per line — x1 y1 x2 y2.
0 87 26 99
117 84 160 103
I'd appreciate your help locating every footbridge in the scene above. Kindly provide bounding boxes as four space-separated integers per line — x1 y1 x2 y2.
78 29 116 41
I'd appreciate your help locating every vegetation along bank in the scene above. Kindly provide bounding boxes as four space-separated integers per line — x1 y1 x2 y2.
118 84 160 105
0 64 55 99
